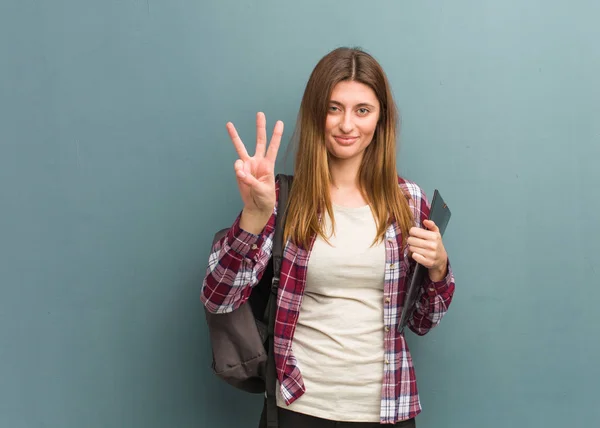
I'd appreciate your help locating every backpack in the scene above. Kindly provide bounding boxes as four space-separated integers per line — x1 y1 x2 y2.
204 174 293 428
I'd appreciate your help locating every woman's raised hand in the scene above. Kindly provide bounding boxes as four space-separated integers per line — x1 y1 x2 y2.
227 112 284 233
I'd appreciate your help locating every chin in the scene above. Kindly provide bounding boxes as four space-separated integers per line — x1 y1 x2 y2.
327 148 364 162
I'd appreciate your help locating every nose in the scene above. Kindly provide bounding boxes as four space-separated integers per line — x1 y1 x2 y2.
339 111 354 134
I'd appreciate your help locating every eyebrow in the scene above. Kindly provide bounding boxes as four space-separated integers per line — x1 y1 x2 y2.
330 100 377 109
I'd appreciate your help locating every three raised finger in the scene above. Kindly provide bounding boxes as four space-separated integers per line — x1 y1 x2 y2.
227 122 250 161
228 112 284 163
255 112 267 158
266 120 284 163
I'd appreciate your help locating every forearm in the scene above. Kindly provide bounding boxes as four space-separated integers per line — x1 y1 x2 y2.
239 208 272 235
408 263 455 335
201 211 276 313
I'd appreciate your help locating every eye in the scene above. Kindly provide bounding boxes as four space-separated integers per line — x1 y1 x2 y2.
357 108 370 115
329 105 340 112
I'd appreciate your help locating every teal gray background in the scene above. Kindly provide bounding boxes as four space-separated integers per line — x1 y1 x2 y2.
1 1 598 427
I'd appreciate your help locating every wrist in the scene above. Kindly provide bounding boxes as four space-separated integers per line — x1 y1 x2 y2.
240 208 271 235
428 262 448 282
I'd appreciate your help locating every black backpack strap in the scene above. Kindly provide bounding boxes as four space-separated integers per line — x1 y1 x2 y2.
265 174 293 428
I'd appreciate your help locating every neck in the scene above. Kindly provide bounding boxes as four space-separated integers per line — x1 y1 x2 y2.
329 156 362 190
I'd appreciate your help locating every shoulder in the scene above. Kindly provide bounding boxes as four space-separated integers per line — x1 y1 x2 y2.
397 175 428 204
397 175 431 226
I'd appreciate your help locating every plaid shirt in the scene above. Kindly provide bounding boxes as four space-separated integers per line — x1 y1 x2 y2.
201 177 455 424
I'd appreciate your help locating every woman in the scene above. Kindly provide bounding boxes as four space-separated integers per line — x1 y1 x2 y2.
201 47 455 427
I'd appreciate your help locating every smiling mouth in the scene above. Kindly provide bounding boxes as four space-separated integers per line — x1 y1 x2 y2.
334 136 359 145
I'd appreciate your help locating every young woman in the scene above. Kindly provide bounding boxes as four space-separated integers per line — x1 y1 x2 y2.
201 47 455 427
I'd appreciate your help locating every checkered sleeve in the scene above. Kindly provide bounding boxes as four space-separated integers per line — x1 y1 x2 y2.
407 184 456 336
200 184 281 314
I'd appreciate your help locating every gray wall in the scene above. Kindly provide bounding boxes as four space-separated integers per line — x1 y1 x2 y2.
1 1 598 427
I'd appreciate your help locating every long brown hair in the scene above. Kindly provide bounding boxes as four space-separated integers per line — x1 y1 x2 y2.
284 47 413 249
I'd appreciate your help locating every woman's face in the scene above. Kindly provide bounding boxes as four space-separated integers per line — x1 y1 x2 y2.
324 80 380 164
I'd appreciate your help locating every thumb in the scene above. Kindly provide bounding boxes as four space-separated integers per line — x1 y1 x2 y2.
236 168 261 188
423 219 439 233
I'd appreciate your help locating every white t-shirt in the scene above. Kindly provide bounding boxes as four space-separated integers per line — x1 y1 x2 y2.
276 204 386 422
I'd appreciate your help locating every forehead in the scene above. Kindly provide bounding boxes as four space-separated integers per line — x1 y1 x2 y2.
329 80 378 105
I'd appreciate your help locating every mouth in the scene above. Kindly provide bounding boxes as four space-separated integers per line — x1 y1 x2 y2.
333 136 359 146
